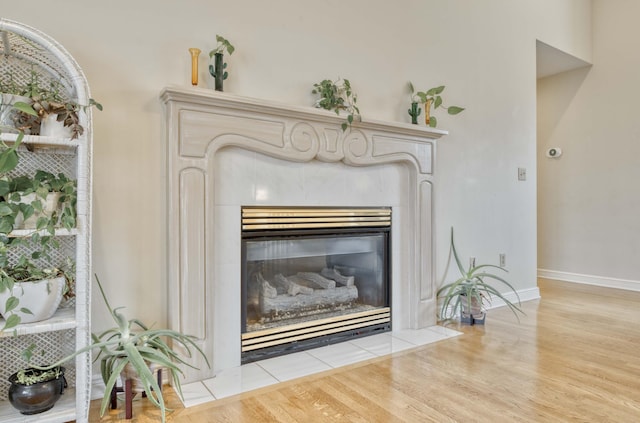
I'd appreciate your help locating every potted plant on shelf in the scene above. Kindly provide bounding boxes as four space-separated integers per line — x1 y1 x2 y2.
437 228 524 324
34 274 210 423
312 78 360 131
0 170 77 331
408 82 464 127
7 343 67 415
10 71 102 139
0 257 73 331
1 170 77 232
0 74 37 133
208 35 235 92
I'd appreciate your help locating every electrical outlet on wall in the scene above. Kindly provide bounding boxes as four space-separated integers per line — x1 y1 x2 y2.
499 253 506 267
518 168 526 181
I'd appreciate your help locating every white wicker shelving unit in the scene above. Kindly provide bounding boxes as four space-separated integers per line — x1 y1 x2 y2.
0 19 92 422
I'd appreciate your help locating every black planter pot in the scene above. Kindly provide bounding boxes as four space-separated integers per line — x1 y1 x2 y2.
8 367 67 415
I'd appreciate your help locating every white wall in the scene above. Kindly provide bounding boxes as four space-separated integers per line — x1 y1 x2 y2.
4 1 592 333
538 0 640 290
534 0 592 63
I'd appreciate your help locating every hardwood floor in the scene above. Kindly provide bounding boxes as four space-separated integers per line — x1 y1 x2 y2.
87 279 640 422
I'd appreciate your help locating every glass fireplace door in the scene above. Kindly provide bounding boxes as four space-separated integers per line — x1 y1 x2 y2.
241 207 391 362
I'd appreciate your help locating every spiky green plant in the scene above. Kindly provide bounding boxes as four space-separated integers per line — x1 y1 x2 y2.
437 228 523 322
33 275 209 422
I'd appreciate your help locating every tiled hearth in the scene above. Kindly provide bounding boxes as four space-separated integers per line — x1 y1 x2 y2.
161 87 448 386
180 326 460 407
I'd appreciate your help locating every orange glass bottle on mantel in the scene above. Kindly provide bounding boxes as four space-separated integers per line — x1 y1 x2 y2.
189 48 201 86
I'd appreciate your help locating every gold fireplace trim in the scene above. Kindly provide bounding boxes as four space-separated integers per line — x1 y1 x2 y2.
241 307 391 352
242 207 391 231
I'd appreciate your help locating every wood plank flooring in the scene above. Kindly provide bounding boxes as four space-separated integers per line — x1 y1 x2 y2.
87 279 640 422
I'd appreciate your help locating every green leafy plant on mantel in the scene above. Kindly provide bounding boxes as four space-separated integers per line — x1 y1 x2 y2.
437 228 524 324
209 35 235 92
312 78 360 131
408 82 464 127
31 275 210 423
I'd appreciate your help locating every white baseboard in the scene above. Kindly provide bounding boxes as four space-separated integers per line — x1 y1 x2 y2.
91 374 105 400
484 286 541 310
438 286 540 319
538 269 640 292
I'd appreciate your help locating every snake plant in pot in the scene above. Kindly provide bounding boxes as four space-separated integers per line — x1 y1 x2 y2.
437 228 524 324
36 275 210 422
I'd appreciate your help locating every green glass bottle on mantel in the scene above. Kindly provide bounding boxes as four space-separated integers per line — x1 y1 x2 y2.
208 35 235 92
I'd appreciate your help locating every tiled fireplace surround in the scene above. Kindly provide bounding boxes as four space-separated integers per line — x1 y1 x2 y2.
161 87 459 404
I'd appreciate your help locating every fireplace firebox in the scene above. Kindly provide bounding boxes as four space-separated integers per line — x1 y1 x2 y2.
241 207 391 363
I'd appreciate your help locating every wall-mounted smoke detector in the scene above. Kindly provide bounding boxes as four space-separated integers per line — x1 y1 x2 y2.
546 147 562 158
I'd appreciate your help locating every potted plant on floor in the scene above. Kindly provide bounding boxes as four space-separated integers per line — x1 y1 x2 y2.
408 82 464 127
312 77 360 131
33 274 210 423
437 228 524 324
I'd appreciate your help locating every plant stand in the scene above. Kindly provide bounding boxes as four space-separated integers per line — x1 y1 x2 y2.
460 312 486 325
110 369 163 419
0 18 93 422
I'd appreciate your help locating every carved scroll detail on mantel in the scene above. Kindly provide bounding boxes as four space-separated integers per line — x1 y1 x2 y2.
161 86 447 383
163 86 445 171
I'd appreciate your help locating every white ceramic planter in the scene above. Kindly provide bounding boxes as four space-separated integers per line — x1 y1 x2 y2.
120 362 162 393
12 192 62 229
0 276 66 323
39 114 72 138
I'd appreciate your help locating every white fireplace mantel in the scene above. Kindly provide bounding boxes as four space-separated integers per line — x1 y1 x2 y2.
161 86 446 382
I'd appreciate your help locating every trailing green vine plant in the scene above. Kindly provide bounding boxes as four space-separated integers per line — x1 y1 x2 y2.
10 343 65 385
312 78 360 131
408 82 465 127
0 102 77 331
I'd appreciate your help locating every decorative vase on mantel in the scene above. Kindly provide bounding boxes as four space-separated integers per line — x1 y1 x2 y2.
424 98 433 126
209 53 228 92
408 101 421 125
189 48 201 86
